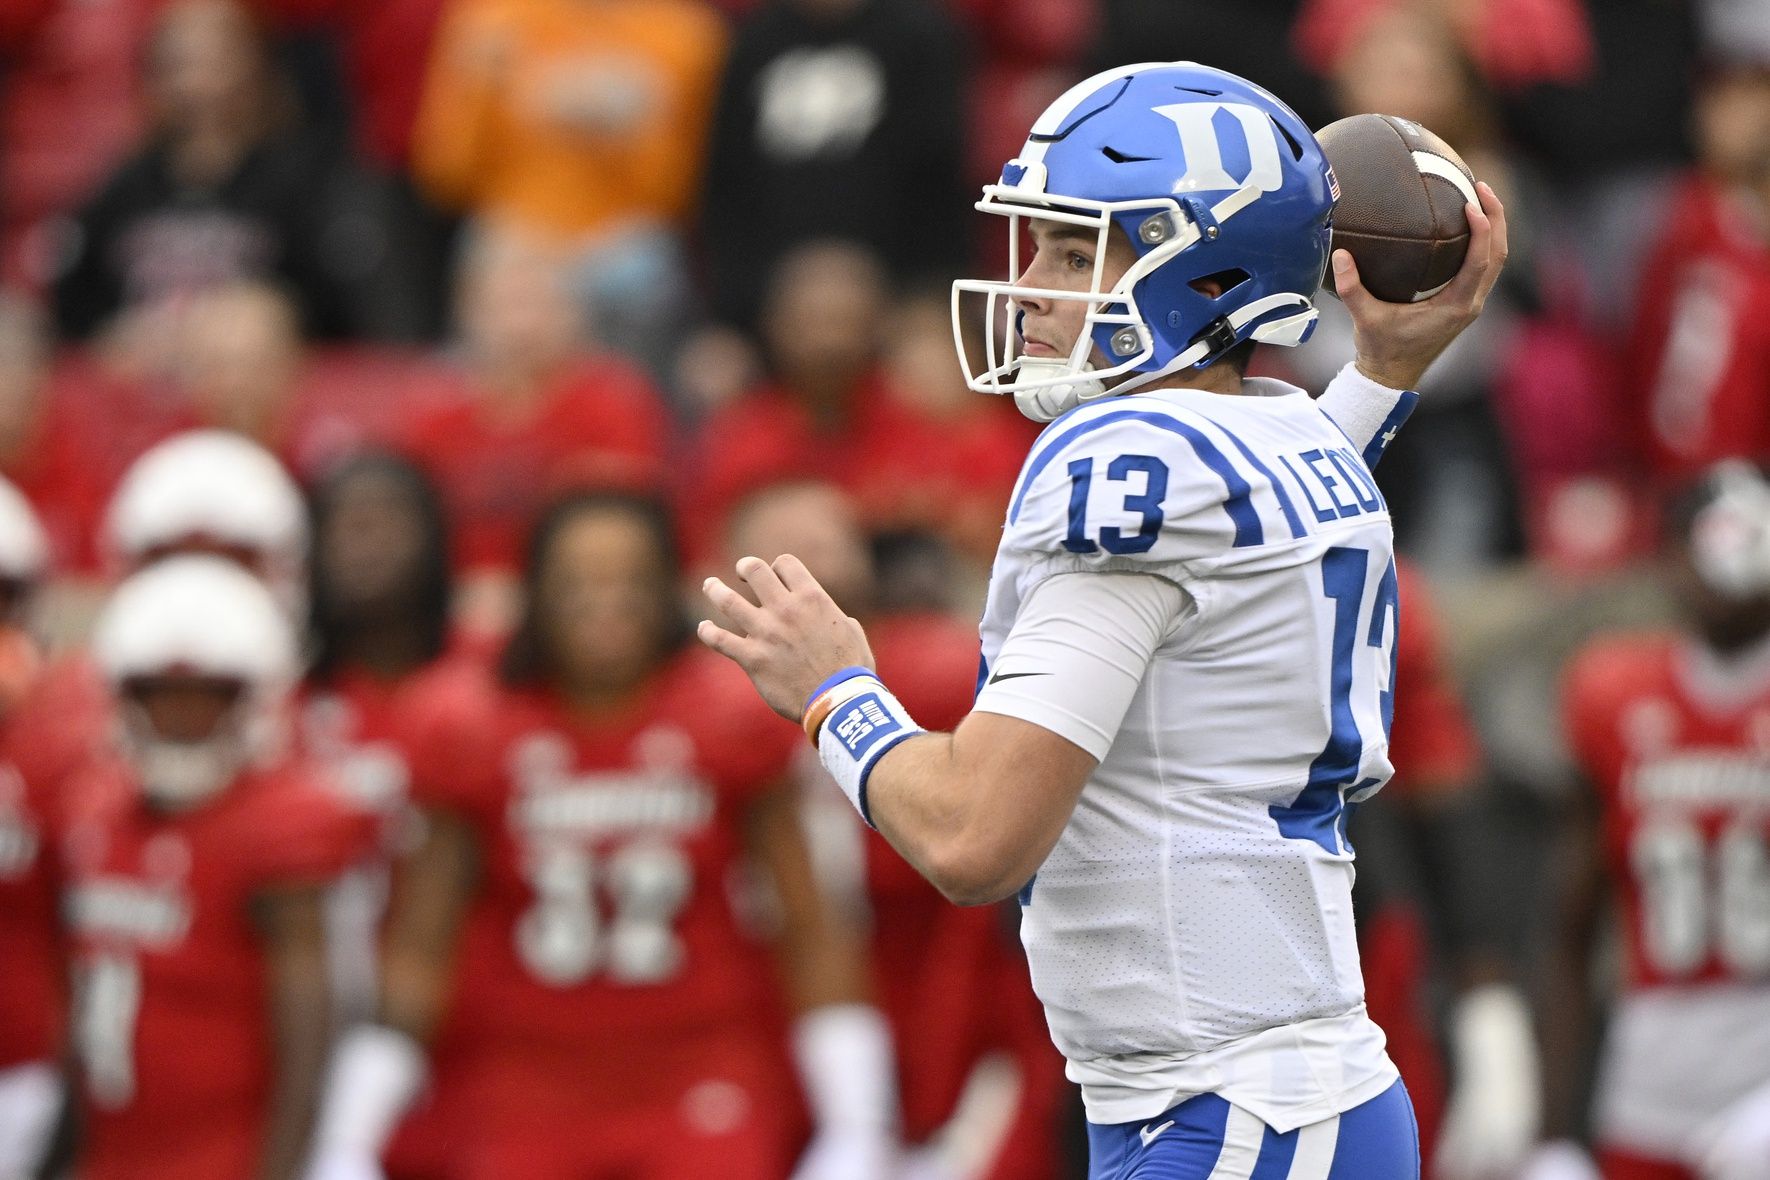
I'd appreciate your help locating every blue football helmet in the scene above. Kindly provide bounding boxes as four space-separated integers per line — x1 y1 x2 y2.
952 61 1339 421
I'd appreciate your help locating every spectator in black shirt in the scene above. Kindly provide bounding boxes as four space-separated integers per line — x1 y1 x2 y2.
698 0 969 335
50 0 419 343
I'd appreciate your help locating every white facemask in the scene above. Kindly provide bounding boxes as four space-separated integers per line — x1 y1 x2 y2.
1691 463 1770 601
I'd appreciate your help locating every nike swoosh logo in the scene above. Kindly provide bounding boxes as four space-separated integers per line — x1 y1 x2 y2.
1139 1119 1175 1148
986 670 1050 686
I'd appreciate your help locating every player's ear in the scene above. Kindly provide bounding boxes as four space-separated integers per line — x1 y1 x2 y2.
1187 276 1226 300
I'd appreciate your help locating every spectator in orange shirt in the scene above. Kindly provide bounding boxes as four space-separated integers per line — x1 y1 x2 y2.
401 231 669 630
411 0 725 374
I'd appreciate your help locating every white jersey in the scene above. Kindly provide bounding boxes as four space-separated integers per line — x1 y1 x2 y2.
972 372 1404 1129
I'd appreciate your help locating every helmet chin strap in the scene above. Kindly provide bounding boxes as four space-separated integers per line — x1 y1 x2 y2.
1011 295 1318 421
1012 358 1109 422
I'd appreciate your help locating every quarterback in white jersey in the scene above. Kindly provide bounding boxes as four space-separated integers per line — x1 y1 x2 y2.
702 61 1508 1180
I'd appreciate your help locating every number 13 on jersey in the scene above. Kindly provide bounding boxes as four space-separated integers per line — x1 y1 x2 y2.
1271 545 1399 854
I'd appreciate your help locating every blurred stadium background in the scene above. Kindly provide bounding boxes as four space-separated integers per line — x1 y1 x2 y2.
0 0 1768 1176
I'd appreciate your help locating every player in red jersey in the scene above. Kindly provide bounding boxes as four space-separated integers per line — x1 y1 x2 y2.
1353 560 1539 1180
724 479 1072 1180
298 451 465 1034
309 491 898 1180
60 556 375 1180
17 425 316 937
1527 461 1770 1180
302 451 459 818
0 473 69 1180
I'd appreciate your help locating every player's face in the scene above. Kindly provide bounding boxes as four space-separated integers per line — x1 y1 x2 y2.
1011 220 1140 365
537 508 673 696
318 469 427 617
125 675 242 744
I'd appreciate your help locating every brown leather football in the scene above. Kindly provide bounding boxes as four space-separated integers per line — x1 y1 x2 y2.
1316 113 1478 304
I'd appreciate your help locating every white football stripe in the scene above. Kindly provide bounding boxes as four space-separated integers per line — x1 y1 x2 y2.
1284 1115 1341 1180
1411 150 1479 207
1205 1105 1268 1180
1020 60 1189 167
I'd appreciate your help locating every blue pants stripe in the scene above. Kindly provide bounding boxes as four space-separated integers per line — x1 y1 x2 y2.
1085 1078 1417 1180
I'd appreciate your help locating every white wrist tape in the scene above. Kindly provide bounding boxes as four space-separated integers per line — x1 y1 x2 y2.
793 1003 898 1137
802 667 923 828
312 1024 427 1156
1317 360 1419 468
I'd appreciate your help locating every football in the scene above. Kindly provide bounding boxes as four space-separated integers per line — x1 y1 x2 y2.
1316 113 1479 304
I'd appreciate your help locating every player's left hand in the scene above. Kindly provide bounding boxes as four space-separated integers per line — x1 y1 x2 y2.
1336 179 1509 391
699 555 876 722
1693 1078 1770 1180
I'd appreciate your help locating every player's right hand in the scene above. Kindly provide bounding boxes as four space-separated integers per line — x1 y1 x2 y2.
1334 180 1509 393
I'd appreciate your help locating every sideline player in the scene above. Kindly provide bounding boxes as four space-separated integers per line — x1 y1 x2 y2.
1527 462 1770 1180
60 556 375 1180
699 61 1508 1176
307 493 898 1180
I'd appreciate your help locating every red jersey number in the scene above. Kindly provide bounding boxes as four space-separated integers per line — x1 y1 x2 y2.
515 840 693 987
74 952 143 1109
1633 816 1770 979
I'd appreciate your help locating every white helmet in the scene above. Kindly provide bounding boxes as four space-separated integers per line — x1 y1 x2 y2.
0 474 47 586
93 555 300 808
103 430 307 595
1691 461 1770 601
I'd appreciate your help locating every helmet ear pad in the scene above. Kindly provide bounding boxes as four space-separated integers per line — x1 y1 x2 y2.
1094 205 1332 373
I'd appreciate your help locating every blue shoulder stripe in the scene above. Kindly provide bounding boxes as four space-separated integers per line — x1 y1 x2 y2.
1008 407 1264 548
1218 429 1306 540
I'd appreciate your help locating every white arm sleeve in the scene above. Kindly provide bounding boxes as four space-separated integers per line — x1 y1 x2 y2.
1316 361 1419 469
972 571 1190 761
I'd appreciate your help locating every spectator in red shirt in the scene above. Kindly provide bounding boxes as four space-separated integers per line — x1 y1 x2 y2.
0 295 109 573
1625 59 1770 489
401 230 669 629
692 242 1036 570
167 278 393 481
687 240 893 562
866 287 1038 572
0 0 162 291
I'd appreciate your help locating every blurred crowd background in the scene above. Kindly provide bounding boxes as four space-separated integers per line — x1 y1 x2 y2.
0 0 1769 1177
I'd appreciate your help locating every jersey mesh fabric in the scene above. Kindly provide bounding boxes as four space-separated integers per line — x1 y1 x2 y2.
974 376 1400 1129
